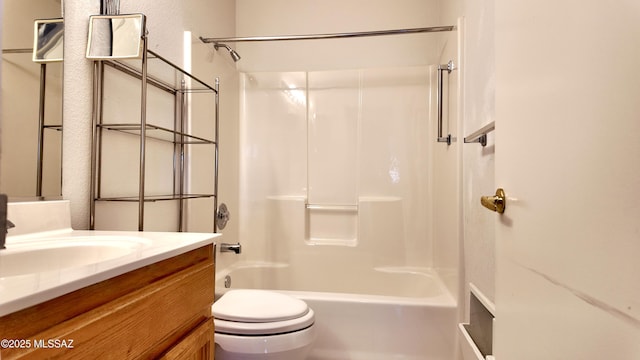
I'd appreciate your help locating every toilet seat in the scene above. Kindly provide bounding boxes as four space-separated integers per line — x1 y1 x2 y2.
213 289 315 336
215 309 315 335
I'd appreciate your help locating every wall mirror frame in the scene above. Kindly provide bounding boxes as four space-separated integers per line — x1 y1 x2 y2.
33 18 64 63
86 13 146 60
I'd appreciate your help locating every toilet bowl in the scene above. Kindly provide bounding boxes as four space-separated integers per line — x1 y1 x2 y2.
212 289 316 360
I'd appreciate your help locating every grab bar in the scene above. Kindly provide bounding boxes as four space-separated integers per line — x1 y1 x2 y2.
464 121 495 147
437 60 456 145
306 204 358 211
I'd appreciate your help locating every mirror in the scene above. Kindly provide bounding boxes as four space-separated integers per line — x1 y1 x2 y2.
1 0 63 200
86 14 145 60
33 18 64 63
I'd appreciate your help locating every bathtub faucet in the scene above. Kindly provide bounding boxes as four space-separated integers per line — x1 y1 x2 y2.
0 194 14 250
220 242 242 254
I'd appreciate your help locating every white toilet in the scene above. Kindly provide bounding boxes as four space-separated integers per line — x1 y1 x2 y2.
212 289 316 360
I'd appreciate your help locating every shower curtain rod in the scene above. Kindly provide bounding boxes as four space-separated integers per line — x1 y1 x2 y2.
199 25 455 43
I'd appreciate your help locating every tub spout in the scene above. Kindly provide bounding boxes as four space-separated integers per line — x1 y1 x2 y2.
0 194 14 250
220 242 241 254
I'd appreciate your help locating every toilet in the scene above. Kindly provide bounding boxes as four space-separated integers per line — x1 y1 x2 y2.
212 289 316 360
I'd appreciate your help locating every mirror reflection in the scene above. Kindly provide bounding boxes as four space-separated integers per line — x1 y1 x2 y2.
33 19 64 63
1 0 63 199
86 14 145 59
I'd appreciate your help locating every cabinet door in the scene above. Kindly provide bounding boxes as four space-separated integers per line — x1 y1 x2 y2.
159 318 214 360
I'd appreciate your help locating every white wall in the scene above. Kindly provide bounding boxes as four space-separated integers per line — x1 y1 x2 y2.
441 0 496 321
62 1 98 229
185 0 240 271
236 0 441 72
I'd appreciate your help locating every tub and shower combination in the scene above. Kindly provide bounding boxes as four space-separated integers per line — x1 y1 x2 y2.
218 189 458 359
216 260 457 360
213 22 460 358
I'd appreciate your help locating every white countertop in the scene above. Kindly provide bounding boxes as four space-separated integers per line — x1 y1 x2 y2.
0 228 220 316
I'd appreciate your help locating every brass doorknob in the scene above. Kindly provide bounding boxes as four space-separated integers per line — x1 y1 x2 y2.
481 188 506 214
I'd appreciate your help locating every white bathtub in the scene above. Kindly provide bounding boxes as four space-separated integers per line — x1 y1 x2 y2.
215 262 457 360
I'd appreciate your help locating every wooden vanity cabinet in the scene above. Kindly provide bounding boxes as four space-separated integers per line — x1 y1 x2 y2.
0 244 215 360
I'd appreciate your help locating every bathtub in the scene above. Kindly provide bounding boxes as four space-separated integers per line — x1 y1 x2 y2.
215 262 457 360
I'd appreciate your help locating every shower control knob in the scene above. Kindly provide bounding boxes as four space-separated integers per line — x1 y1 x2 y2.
216 203 230 230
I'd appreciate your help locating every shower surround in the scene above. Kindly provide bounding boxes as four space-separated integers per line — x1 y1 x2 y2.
227 2 460 358
233 66 458 359
238 67 433 268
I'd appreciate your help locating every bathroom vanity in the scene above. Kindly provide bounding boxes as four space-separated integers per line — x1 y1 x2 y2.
1 244 215 360
0 242 217 360
0 201 219 360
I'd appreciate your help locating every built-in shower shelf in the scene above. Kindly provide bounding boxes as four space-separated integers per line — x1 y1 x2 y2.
464 121 495 147
305 204 358 211
305 202 358 246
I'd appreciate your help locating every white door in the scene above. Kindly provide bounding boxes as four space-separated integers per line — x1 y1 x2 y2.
494 1 640 359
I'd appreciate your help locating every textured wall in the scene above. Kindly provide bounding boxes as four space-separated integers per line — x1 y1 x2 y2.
459 0 496 306
62 1 99 229
440 0 496 319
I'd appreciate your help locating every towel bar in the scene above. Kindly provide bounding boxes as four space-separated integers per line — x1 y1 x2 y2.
464 121 495 147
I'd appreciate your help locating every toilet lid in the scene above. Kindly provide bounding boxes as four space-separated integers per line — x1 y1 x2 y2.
213 289 309 323
214 308 315 335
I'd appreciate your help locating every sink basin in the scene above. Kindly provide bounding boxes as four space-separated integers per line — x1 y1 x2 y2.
0 236 148 277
